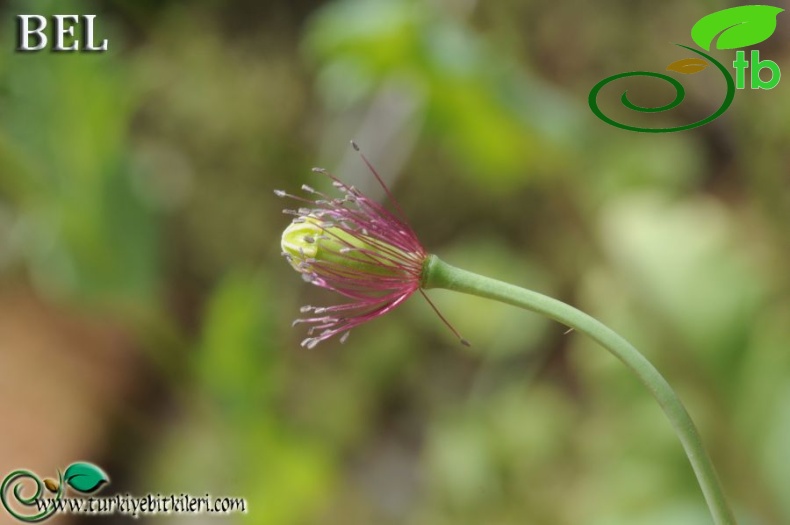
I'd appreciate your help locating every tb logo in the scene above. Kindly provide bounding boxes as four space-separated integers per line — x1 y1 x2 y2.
589 5 783 133
733 50 780 90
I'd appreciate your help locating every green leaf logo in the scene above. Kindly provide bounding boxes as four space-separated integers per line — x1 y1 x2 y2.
63 462 110 494
691 5 784 51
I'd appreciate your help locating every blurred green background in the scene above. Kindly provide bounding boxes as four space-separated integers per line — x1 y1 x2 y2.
0 0 788 524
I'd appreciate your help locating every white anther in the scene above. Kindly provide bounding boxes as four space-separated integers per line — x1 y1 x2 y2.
302 338 319 349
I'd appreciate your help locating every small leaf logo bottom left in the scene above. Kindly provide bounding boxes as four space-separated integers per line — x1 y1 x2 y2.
63 462 110 493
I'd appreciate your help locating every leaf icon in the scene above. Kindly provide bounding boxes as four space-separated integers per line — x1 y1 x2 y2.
63 462 110 493
43 478 60 493
667 57 709 74
691 5 784 51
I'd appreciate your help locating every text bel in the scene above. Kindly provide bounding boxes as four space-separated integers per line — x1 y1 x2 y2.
16 15 108 52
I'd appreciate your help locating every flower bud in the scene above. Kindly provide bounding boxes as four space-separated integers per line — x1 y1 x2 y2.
281 216 418 280
276 150 462 348
276 169 427 347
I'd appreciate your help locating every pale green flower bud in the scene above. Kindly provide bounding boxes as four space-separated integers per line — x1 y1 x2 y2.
281 216 419 279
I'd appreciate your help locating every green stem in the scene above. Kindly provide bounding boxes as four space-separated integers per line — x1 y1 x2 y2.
422 255 736 525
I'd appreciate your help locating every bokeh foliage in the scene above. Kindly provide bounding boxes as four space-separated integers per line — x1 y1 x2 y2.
1 0 789 524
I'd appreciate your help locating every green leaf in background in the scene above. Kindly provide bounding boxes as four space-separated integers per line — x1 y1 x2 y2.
63 462 110 493
691 5 784 51
0 0 161 307
155 271 335 525
198 270 279 408
594 193 766 391
304 0 583 190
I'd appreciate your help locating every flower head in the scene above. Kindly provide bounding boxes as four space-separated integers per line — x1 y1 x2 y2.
277 142 467 349
276 143 430 349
